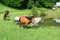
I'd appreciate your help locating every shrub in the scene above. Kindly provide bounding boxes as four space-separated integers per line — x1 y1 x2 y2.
0 0 57 9
40 11 46 17
32 7 38 17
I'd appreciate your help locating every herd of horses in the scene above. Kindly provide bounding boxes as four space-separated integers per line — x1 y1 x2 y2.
14 16 42 26
3 10 42 27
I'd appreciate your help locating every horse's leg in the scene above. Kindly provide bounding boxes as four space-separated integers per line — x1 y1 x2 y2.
34 23 38 26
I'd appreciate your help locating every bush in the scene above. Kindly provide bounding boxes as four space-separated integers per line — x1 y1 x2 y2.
32 7 38 17
32 7 46 17
0 0 28 9
0 0 57 9
40 11 46 17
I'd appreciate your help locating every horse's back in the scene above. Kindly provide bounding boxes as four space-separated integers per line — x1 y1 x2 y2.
32 18 42 23
34 18 41 21
20 16 30 24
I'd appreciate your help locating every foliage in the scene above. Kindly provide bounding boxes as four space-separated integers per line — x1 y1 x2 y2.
40 11 46 17
0 0 58 9
0 0 28 9
32 7 38 17
32 7 46 17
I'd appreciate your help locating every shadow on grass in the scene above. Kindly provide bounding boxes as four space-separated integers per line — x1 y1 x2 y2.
18 23 32 29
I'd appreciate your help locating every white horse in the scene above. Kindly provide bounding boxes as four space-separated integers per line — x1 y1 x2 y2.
32 18 42 26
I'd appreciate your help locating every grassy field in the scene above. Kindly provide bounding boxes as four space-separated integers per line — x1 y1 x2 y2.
0 3 60 40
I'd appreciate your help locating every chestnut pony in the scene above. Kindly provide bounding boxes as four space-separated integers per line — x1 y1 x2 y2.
14 16 35 25
19 16 34 25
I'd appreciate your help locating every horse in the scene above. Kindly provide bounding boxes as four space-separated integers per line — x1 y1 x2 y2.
32 17 42 26
14 16 42 26
14 16 35 26
3 10 9 20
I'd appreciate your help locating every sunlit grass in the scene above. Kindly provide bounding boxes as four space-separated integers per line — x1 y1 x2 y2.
0 3 60 40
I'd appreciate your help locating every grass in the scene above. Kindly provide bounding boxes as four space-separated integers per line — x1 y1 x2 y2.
0 3 60 40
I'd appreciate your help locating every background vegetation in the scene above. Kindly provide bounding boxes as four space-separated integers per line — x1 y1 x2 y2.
0 0 60 40
0 3 60 40
0 0 60 9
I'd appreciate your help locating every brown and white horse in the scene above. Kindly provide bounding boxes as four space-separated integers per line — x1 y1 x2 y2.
14 16 35 25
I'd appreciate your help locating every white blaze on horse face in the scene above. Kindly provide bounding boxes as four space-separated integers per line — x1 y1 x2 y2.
14 16 20 22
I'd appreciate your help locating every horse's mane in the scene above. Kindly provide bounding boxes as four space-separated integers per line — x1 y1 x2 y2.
25 16 34 20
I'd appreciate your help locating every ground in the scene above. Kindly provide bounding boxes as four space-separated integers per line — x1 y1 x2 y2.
0 3 60 40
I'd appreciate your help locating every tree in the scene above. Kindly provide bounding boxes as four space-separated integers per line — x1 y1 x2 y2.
0 0 58 9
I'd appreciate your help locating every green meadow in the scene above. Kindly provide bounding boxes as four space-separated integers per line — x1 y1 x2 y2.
0 3 60 40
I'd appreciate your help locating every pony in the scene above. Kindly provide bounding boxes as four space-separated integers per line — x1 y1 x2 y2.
14 16 35 26
3 10 9 20
32 18 42 26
